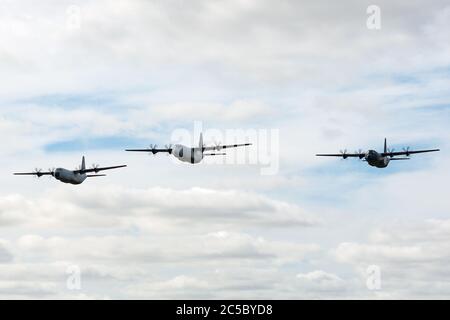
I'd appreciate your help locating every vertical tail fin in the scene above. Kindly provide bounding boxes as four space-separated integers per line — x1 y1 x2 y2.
384 138 387 153
199 133 203 149
81 156 86 171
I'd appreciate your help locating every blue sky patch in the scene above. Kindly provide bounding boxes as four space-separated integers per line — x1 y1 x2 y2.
45 136 150 153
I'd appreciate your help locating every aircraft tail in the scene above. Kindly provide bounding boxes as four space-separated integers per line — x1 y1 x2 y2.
384 138 387 153
81 156 86 171
199 133 204 149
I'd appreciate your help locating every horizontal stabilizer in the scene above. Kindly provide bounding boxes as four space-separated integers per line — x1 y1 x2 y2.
86 174 107 177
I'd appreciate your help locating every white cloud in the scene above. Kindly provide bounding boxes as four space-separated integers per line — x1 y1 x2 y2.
0 186 318 231
334 219 450 298
297 270 343 282
0 229 322 299
0 0 449 100
295 270 346 295
0 0 449 299
0 242 13 263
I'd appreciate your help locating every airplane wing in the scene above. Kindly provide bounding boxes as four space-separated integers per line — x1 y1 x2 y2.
14 171 53 177
381 149 440 157
125 148 172 154
75 165 127 175
202 143 252 152
315 153 362 158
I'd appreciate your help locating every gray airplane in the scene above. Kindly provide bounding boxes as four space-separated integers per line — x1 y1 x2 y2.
14 156 126 184
316 138 440 168
126 133 251 164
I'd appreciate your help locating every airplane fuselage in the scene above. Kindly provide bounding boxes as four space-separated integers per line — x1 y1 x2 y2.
316 138 439 168
171 144 204 164
365 150 390 168
53 168 87 185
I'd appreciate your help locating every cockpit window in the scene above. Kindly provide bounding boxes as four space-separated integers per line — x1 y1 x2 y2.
179 148 183 157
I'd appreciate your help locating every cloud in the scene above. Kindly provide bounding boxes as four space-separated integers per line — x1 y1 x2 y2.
0 0 449 299
297 270 343 282
1 0 450 100
12 231 318 265
0 230 321 299
0 186 319 230
128 100 273 128
295 270 346 295
334 219 450 298
0 242 13 263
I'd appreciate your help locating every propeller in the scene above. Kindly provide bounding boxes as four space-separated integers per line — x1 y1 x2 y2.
165 144 173 154
48 168 56 177
355 149 365 160
204 153 226 156
403 147 411 156
340 149 348 159
34 168 43 178
149 144 158 155
214 141 222 151
91 164 100 173
387 148 396 157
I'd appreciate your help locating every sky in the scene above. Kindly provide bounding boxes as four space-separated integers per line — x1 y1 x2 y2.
0 0 449 299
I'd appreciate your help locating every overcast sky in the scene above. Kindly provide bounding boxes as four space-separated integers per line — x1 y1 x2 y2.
0 0 449 299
